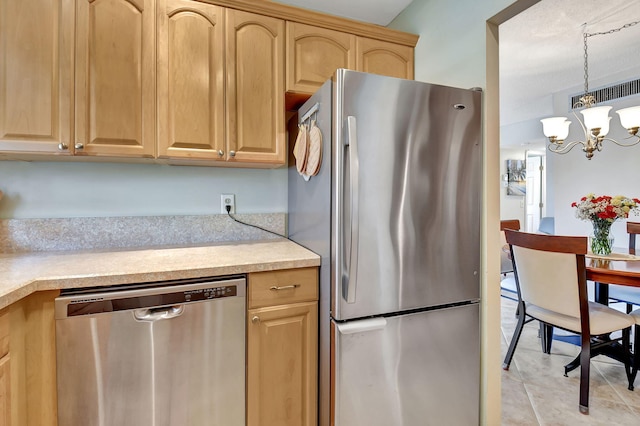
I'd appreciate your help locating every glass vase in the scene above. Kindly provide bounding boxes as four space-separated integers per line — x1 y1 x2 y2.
590 219 614 255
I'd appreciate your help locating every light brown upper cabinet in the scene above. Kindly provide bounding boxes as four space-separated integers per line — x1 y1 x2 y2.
157 0 226 160
226 10 286 165
0 0 154 158
75 0 156 158
0 0 74 154
357 37 414 80
286 22 356 94
285 23 414 98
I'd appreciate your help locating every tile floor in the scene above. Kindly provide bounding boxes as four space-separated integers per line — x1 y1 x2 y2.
500 295 640 425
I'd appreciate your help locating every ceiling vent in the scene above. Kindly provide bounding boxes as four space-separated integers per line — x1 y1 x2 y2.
570 78 640 109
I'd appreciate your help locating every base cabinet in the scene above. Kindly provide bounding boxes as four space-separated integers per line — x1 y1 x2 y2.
1 290 58 426
247 267 318 426
0 307 9 426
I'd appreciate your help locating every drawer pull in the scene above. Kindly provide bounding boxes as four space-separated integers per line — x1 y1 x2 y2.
252 316 260 324
269 284 300 291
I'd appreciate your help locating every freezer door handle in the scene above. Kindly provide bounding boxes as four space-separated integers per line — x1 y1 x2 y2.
336 317 387 334
133 305 184 322
343 115 360 304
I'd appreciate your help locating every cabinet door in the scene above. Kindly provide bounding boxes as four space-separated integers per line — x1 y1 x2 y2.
357 37 414 80
0 0 74 154
0 354 9 426
286 22 355 94
0 307 8 426
226 10 286 165
75 0 155 157
9 290 58 426
157 0 225 160
247 301 318 426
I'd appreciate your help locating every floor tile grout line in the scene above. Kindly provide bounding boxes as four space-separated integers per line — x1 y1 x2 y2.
592 361 639 412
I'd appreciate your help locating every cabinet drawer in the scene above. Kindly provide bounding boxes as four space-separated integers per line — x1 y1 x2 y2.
249 267 318 309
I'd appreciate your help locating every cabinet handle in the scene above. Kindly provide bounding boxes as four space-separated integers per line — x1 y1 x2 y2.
58 143 68 151
251 316 260 324
269 284 300 291
229 150 236 157
218 150 224 157
75 142 84 150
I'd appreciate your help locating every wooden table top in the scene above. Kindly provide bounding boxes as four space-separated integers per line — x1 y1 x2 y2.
586 251 640 288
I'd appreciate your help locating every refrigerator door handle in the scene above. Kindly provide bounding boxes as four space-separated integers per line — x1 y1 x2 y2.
344 115 360 304
336 317 387 334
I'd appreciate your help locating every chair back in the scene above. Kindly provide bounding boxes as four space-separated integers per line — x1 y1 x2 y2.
538 217 555 235
628 222 640 253
500 220 521 274
504 230 587 319
500 220 521 232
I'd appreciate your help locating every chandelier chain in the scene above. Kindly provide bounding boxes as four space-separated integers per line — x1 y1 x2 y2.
582 20 640 96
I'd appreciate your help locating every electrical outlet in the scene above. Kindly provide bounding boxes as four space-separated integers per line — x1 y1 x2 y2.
221 193 235 214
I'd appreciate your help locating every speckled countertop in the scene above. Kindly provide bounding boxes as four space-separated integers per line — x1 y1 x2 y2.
0 239 320 310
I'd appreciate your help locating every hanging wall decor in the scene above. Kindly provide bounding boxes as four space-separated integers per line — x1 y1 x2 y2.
506 159 526 196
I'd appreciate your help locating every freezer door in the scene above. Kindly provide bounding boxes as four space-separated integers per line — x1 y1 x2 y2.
333 69 481 320
332 303 480 426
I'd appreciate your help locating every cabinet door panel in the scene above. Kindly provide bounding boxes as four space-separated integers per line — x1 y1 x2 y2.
357 37 414 80
0 0 73 154
226 10 285 165
286 22 355 94
0 355 9 426
157 0 225 159
76 0 155 157
247 302 317 426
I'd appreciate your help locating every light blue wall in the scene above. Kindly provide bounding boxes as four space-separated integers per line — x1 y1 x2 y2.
390 0 516 89
0 161 287 218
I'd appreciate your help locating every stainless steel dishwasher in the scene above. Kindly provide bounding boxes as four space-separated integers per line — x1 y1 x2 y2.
55 275 246 426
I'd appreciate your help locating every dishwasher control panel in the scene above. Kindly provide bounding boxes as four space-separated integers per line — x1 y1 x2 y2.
55 277 246 319
185 285 237 302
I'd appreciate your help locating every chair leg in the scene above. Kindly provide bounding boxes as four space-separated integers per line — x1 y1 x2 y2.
578 332 591 415
503 301 526 371
631 325 640 391
622 326 633 391
539 322 553 354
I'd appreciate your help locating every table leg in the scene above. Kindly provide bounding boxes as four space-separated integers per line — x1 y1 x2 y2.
594 282 609 305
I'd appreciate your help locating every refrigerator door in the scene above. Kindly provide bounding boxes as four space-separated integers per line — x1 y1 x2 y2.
333 70 481 321
332 303 480 426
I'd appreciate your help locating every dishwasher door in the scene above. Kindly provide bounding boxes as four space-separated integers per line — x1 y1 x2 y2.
55 276 246 426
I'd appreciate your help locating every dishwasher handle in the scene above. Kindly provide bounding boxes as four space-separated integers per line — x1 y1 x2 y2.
133 305 184 322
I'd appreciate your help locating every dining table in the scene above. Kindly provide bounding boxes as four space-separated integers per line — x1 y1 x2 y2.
569 250 640 390
586 250 640 305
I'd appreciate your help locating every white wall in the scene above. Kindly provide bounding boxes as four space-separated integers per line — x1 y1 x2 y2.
0 162 287 218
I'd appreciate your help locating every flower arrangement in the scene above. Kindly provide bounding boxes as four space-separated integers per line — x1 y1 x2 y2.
571 194 640 255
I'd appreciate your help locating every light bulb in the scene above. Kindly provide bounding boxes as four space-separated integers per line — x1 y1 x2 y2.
540 117 569 138
580 106 612 132
616 106 640 133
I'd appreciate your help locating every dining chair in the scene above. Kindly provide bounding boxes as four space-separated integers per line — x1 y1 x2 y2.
608 222 640 312
630 310 640 390
502 229 635 415
500 220 520 301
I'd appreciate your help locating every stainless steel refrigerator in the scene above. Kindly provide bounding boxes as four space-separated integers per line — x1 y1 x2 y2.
288 69 481 426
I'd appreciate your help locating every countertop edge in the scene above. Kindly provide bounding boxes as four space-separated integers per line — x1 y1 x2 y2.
0 240 320 310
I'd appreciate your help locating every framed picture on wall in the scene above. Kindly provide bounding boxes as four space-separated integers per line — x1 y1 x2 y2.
506 159 526 196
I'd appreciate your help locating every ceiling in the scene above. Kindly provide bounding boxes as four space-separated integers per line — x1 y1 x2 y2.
272 0 640 146
499 0 640 130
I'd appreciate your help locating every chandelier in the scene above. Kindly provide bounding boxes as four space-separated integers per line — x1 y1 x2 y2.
540 21 640 159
